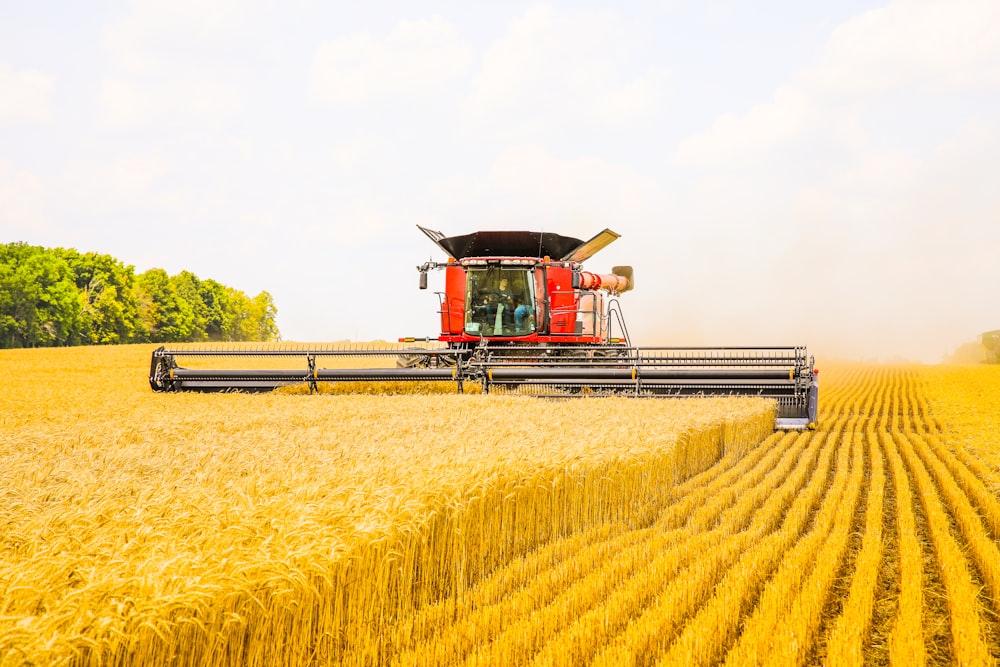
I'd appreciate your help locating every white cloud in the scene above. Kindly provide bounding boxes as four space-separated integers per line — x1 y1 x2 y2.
98 0 243 125
592 76 663 126
331 136 382 170
99 77 242 125
103 0 240 76
465 5 556 111
463 5 667 135
232 138 254 159
674 0 1000 170
433 144 659 234
0 160 46 234
488 145 655 221
811 0 1000 96
0 63 54 125
674 86 815 169
63 153 172 217
312 200 391 244
311 17 473 105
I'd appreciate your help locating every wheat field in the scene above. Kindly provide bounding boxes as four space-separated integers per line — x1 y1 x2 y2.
2 345 1000 665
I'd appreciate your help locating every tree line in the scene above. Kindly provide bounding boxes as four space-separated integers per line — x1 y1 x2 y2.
0 242 279 348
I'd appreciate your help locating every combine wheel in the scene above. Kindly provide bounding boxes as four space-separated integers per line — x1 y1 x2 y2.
396 352 430 369
594 347 628 362
396 348 462 368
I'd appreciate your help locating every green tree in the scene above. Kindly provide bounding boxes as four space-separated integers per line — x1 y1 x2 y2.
248 291 279 341
57 249 140 344
169 271 208 341
197 278 231 340
0 243 81 347
220 288 279 341
135 268 196 342
222 287 252 341
0 242 280 347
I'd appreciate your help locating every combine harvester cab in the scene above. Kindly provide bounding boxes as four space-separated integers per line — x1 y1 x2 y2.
149 227 819 430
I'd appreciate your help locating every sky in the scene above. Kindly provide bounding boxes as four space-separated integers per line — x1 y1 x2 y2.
2 0 998 362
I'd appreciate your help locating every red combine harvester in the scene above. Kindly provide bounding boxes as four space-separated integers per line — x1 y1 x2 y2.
150 227 819 429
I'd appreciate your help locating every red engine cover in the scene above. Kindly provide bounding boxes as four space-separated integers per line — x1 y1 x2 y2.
546 265 577 334
442 264 465 334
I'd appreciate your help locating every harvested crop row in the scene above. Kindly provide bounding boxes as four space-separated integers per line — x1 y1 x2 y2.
813 365 1000 664
822 427 886 667
723 429 866 666
895 432 992 665
591 429 835 665
656 427 846 666
836 373 924 665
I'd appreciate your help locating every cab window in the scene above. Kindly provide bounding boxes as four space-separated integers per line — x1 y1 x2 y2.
465 267 535 336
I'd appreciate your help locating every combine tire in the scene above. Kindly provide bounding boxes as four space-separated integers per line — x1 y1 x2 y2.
396 353 429 369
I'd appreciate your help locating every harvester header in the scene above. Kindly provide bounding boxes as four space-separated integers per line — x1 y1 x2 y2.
149 226 819 430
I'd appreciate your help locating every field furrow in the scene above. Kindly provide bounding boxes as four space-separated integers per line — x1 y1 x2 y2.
654 428 849 666
821 428 886 666
896 431 992 665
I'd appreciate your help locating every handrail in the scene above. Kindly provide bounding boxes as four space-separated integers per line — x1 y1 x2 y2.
606 298 631 346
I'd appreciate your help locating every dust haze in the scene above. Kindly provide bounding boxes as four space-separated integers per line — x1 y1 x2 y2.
619 188 997 365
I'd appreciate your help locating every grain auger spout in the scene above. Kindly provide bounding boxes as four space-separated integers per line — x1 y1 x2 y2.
149 226 819 430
